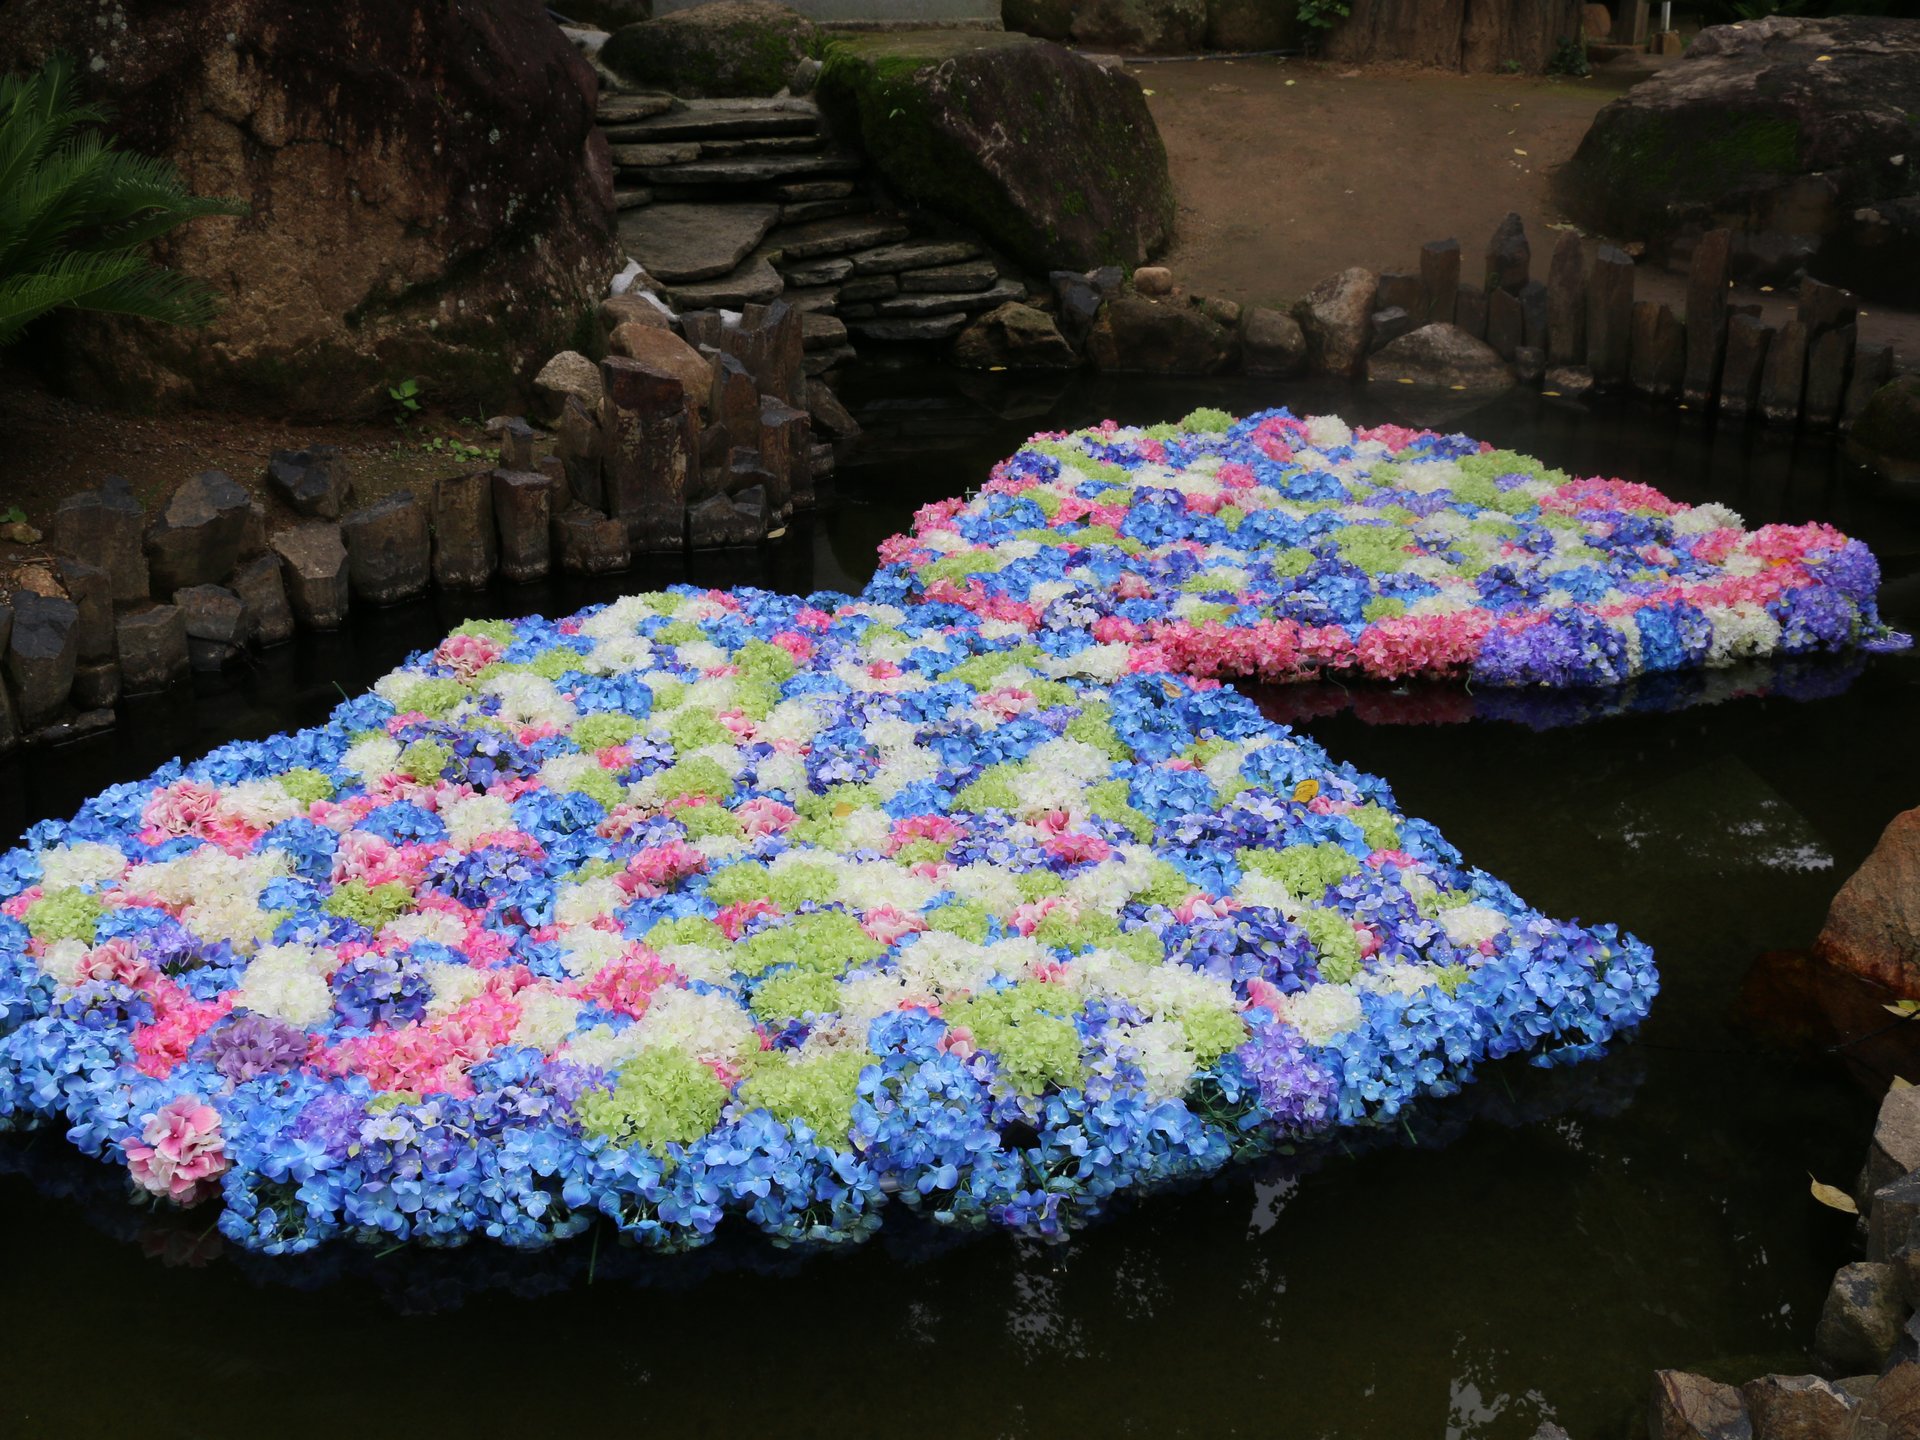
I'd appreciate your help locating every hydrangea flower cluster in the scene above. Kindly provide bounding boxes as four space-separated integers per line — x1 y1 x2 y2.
0 582 1656 1256
867 408 1908 689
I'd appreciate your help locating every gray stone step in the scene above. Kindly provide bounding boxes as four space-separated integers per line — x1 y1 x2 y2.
777 180 855 203
619 202 780 284
614 186 652 211
597 94 676 125
874 279 1024 318
699 134 826 158
782 286 840 316
611 142 700 168
634 152 862 187
781 196 871 226
802 312 848 351
900 260 998 293
617 97 820 142
779 256 853 287
804 345 858 377
838 274 897 303
848 240 982 276
766 213 912 262
843 313 970 343
662 251 784 310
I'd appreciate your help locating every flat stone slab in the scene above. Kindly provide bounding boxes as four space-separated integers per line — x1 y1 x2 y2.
900 260 998 293
618 97 820 142
844 312 970 342
635 152 861 187
663 251 785 310
614 187 652 211
801 312 848 349
618 203 780 284
874 279 1024 317
699 135 825 158
779 256 853 287
849 240 983 275
766 213 912 262
596 93 675 125
610 142 701 168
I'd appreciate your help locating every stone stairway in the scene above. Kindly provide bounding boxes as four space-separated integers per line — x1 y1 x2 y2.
595 92 1029 375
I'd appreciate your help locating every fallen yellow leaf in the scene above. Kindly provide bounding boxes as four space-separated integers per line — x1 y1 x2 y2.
1893 1076 1915 1091
1292 779 1320 803
1816 54 1833 62
1810 1176 1859 1214
1514 148 1528 156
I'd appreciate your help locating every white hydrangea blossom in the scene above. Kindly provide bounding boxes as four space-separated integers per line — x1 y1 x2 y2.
554 877 625 928
511 989 583 1053
442 793 515 848
423 959 490 1017
341 733 402 782
38 841 128 890
1439 904 1507 948
1282 983 1366 1044
237 944 338 1026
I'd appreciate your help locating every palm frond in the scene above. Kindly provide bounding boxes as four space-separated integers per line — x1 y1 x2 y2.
0 52 244 346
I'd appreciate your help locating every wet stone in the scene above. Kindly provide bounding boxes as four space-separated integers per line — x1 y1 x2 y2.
1369 306 1415 353
1844 343 1896 431
270 523 350 631
230 554 294 647
1586 245 1635 386
1803 324 1854 429
1519 280 1549 351
489 415 539 472
1544 364 1594 398
1815 1262 1907 1373
1546 231 1586 367
1420 238 1460 326
552 505 631 576
114 603 190 694
1799 276 1857 341
1739 1374 1857 1440
618 202 780 283
770 213 912 262
1486 211 1530 293
780 256 853 287
602 357 696 552
492 470 555 584
1759 318 1810 426
1454 283 1488 341
1629 301 1686 400
1486 288 1524 359
50 477 147 603
6 591 79 731
341 492 431 606
266 447 354 520
902 261 998 294
54 557 114 663
1719 314 1773 421
1683 227 1732 406
145 470 251 594
69 659 119 711
429 472 498 590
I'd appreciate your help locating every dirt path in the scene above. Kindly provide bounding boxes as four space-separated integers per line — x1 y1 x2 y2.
1137 54 1919 363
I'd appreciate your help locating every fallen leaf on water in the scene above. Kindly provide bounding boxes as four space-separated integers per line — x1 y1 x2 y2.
1893 1076 1915 1091
1884 1000 1920 1018
1816 54 1833 62
1810 1176 1859 1214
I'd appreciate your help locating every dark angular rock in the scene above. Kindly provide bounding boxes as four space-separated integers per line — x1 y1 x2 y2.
1869 1172 1920 1265
800 312 848 352
1240 307 1307 379
266 447 354 520
1862 1085 1920 1202
602 356 695 552
174 584 247 669
115 603 190 694
1486 288 1524 360
556 395 606 511
601 4 817 98
1842 344 1895 431
816 32 1173 272
1292 268 1377 378
270 523 350 630
1814 1261 1908 1373
1803 324 1854 428
1738 1374 1855 1440
230 554 294 646
430 471 497 590
1719 314 1773 421
341 492 431 605
1369 306 1415 353
492 470 555 584
1545 231 1586 367
1518 279 1549 351
1088 295 1234 376
1514 345 1545 385
805 382 861 442
1800 276 1858 341
70 659 120 710
1859 1360 1920 1438
1683 228 1732 406
1485 211 1529 293
239 500 268 560
1454 283 1488 341
843 313 969 343
145 470 251 594
710 352 761 443
552 505 631 575
490 415 539 473
849 240 981 276
1367 323 1515 394
953 302 1079 370
1629 301 1686 400
1586 245 1635 386
1760 318 1810 425
1650 1369 1751 1440
903 260 998 294
50 477 147 603
1544 365 1594 398
732 300 806 405
838 274 899 303
758 394 809 518
1374 270 1422 315
6 591 79 730
1419 238 1460 326
55 557 114 663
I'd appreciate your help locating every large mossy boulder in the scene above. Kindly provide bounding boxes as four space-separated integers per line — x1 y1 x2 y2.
1851 375 1920 469
2 0 615 420
1556 17 1920 299
602 2 815 98
817 32 1174 273
1322 0 1581 72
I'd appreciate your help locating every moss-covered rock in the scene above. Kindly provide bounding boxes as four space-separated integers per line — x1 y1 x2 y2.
602 1 815 98
816 31 1174 273
1555 16 1920 298
1851 375 1920 466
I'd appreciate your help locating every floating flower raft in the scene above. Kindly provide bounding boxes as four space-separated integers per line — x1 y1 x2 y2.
867 410 1906 688
0 405 1901 1261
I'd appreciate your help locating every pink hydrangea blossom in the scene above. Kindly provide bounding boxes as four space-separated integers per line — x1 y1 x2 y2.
126 1096 227 1203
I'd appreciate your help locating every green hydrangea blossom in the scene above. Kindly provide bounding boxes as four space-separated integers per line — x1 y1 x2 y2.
1178 1001 1249 1064
573 714 641 753
748 968 843 1025
1237 841 1361 898
323 879 412 932
738 1049 869 1144
925 899 990 942
705 861 839 910
575 1047 728 1155
1298 905 1363 984
395 678 466 718
653 755 735 803
951 985 1085 1095
1351 804 1401 853
738 910 884 977
1180 406 1234 433
398 739 451 784
450 619 515 645
25 887 103 945
277 768 334 805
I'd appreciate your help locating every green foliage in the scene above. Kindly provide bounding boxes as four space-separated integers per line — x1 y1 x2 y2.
0 54 245 347
1296 0 1351 30
387 377 422 425
1548 36 1592 78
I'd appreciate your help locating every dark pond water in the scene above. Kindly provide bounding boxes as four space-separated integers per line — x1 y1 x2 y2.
4 370 1919 1439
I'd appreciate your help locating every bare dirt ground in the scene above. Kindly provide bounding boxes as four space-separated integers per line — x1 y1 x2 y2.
1138 53 1920 362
